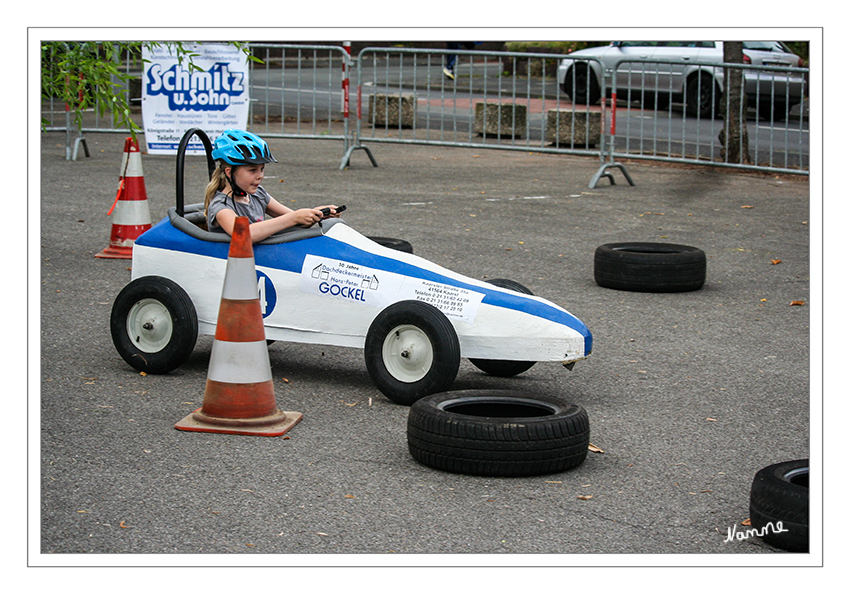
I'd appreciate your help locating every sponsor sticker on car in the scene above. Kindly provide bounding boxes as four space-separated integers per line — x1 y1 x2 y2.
299 254 484 323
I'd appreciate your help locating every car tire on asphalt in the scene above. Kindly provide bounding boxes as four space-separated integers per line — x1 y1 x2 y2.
365 300 460 405
749 459 809 552
110 275 198 374
368 236 414 254
594 242 707 292
407 390 590 477
469 278 537 377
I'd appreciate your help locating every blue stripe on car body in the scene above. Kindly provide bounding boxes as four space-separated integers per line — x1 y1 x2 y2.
136 218 592 355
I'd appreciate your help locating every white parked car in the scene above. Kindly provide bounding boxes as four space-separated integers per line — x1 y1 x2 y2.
556 41 806 119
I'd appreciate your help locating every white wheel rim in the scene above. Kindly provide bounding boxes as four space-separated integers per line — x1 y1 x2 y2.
381 324 434 383
126 298 173 353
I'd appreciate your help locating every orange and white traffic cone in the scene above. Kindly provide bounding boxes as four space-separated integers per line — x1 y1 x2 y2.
95 137 152 259
175 216 302 437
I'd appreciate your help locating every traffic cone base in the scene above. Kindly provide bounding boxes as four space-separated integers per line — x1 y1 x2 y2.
95 246 133 259
174 408 302 437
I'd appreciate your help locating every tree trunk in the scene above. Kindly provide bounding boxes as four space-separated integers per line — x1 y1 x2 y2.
720 42 752 165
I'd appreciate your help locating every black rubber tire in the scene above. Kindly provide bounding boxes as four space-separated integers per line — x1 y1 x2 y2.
749 459 809 552
368 236 413 254
365 300 460 405
110 276 198 374
469 279 537 377
408 390 590 477
594 242 706 293
686 73 721 118
563 62 601 105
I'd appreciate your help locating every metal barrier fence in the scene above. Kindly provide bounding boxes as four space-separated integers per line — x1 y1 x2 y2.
246 43 352 150
604 58 809 176
345 47 606 163
43 43 809 183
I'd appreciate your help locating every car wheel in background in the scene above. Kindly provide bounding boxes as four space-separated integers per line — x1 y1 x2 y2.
563 62 601 105
408 390 590 476
365 300 460 405
110 276 198 374
469 278 537 377
686 72 721 118
368 236 414 254
594 242 706 293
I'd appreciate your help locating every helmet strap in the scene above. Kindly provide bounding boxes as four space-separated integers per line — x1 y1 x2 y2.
224 166 247 198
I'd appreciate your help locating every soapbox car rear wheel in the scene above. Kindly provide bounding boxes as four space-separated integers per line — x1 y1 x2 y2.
469 279 537 377
365 300 460 406
111 276 198 374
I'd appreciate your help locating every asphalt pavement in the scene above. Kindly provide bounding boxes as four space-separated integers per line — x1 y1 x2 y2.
36 130 814 566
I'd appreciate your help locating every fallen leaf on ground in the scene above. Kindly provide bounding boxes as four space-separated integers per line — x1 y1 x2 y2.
577 495 593 500
742 518 752 526
741 205 754 209
771 259 782 265
588 443 604 453
790 300 805 306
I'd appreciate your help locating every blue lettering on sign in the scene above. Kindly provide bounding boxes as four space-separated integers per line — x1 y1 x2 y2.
257 271 277 318
146 62 246 112
319 281 367 302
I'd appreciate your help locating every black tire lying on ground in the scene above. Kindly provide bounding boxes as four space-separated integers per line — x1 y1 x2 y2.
408 390 589 477
749 459 809 552
594 242 706 292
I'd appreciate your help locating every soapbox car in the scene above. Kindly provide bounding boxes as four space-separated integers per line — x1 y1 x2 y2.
110 130 592 405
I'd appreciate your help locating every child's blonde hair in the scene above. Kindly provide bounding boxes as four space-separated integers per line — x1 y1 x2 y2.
203 164 230 215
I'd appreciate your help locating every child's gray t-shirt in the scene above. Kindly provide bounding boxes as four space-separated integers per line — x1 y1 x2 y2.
206 186 271 232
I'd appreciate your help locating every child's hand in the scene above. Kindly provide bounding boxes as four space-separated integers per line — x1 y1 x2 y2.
293 208 323 227
317 205 341 218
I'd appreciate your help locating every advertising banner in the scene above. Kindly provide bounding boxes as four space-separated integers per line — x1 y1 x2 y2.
142 43 250 155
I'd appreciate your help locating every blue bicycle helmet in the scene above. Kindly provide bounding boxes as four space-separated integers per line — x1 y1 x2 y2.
212 129 277 165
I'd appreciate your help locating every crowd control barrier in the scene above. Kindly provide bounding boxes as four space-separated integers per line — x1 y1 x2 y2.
343 47 610 180
605 57 809 175
43 43 809 182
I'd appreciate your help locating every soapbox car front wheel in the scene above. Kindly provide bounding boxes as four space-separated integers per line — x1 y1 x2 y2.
469 278 537 377
111 276 198 374
365 300 460 406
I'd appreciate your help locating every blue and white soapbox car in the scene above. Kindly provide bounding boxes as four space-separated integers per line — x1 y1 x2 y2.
110 130 592 405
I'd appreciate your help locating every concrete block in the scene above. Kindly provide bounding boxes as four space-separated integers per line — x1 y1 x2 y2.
546 110 602 147
474 102 527 138
369 93 416 128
